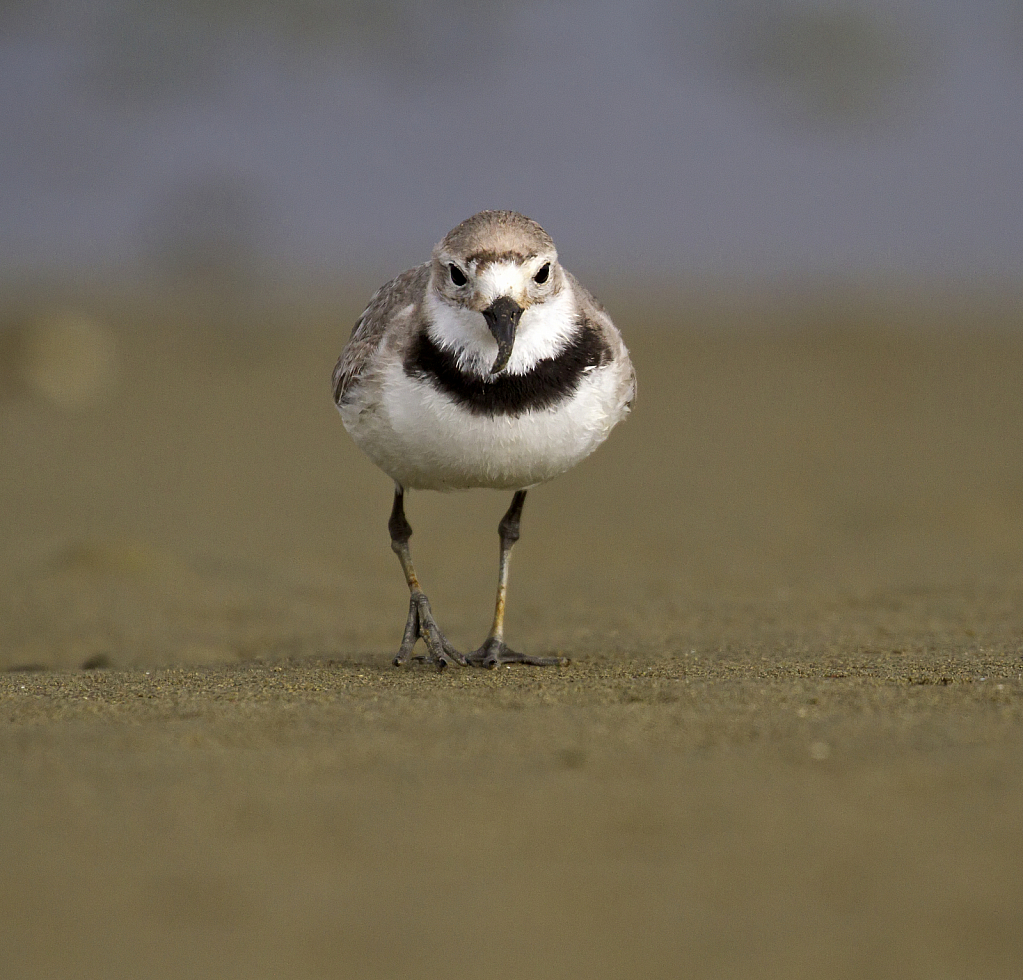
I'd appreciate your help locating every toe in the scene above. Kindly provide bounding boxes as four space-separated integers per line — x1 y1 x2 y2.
468 640 567 668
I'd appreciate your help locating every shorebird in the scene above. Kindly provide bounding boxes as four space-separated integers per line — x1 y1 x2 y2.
332 210 635 668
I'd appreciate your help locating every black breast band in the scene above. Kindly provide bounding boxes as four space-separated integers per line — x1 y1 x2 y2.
404 319 612 417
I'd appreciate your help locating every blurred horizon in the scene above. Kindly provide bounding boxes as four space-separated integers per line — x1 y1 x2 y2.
2 0 1022 291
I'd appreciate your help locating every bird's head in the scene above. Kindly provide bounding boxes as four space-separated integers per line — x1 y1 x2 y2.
430 210 563 374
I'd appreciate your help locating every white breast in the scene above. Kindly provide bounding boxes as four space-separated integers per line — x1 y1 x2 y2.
340 357 631 491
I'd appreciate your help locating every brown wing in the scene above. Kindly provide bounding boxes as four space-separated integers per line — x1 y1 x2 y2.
564 269 636 412
332 263 430 406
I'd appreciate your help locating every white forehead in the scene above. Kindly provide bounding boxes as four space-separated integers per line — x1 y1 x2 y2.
476 260 531 302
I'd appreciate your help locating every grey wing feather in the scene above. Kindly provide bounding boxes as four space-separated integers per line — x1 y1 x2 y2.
332 263 430 405
564 270 637 411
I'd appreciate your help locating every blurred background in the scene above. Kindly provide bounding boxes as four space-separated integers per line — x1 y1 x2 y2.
2 0 1023 671
2 0 1022 288
4 10 1023 978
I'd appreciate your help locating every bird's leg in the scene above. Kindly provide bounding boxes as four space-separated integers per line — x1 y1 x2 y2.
389 487 465 669
468 490 568 668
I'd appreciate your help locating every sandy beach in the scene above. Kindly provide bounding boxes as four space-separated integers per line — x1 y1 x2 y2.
2 287 1022 979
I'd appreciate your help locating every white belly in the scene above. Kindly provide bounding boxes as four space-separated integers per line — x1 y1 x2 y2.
340 360 629 491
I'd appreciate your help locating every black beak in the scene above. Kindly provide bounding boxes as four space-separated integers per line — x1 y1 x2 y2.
481 296 523 374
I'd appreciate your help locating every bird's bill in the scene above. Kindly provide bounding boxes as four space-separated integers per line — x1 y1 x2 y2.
481 296 524 374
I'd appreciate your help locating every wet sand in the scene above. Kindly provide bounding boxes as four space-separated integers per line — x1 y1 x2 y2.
2 288 1023 979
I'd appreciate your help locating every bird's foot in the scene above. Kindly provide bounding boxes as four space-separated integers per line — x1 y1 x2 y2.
393 592 466 670
466 637 569 669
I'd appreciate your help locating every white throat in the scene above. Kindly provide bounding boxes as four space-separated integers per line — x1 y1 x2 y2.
424 279 578 376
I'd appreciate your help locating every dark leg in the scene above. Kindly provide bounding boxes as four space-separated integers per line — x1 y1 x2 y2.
467 490 568 668
389 487 465 669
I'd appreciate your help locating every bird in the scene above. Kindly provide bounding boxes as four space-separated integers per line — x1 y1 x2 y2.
332 210 635 668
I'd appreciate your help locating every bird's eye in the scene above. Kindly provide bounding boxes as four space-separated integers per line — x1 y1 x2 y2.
449 264 467 286
533 262 550 284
